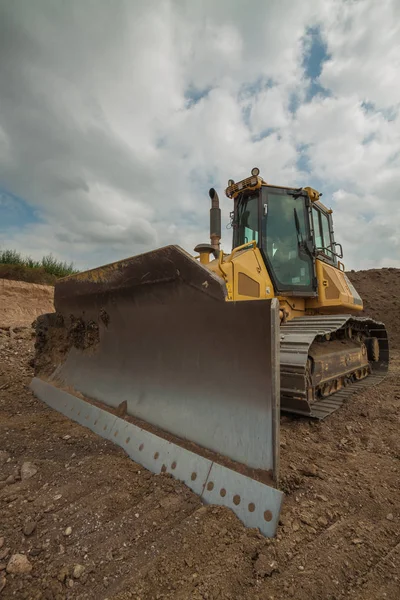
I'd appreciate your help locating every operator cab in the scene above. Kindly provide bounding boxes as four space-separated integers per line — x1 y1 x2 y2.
226 169 343 296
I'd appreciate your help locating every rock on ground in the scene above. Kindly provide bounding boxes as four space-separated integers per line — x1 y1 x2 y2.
20 461 38 481
6 554 32 574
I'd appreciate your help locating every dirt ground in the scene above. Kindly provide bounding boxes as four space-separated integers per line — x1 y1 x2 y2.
0 270 399 600
347 268 400 350
0 280 54 329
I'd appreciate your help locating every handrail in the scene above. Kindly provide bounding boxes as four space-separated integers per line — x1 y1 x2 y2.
226 240 257 262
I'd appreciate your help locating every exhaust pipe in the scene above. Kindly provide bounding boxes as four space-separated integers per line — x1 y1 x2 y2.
209 188 221 255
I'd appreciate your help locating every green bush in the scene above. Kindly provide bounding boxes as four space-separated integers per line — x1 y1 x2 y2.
0 249 23 265
0 249 79 278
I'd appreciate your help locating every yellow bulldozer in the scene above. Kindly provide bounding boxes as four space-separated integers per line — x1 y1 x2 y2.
31 168 388 537
202 168 388 418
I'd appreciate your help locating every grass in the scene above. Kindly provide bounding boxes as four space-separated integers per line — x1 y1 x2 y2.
0 249 79 284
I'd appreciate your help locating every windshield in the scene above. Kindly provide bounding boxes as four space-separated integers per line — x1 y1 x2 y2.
263 191 313 289
234 189 314 292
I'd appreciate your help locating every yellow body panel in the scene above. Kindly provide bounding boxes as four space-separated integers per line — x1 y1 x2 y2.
204 248 363 321
206 244 274 302
278 297 306 321
230 248 274 301
306 260 363 314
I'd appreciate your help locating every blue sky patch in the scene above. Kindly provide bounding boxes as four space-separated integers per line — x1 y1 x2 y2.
251 127 277 142
302 26 331 102
361 100 375 113
362 132 376 145
306 81 331 102
296 147 312 174
362 100 398 122
184 85 212 108
302 26 330 80
0 188 41 232
239 77 275 99
294 147 326 191
288 92 300 114
241 102 252 128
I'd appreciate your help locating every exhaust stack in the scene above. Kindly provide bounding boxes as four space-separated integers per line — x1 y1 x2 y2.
209 188 221 255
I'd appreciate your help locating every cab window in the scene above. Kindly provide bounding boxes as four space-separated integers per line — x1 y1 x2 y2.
263 192 313 289
312 207 323 249
312 207 334 261
235 195 259 245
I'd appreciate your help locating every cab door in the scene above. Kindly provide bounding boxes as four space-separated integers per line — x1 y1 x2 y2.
311 203 337 265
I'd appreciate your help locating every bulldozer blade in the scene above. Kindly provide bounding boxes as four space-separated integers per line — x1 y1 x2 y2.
31 378 283 537
31 245 283 536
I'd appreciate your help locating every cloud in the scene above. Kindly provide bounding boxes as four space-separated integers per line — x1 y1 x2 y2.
293 93 400 269
332 189 400 269
0 0 399 272
319 0 400 109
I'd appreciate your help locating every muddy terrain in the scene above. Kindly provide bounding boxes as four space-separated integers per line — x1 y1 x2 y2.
0 269 399 599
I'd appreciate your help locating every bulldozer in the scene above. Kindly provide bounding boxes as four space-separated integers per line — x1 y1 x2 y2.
31 168 388 537
203 168 389 418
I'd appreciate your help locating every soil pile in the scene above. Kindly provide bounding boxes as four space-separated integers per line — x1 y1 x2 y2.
0 279 54 328
348 268 400 349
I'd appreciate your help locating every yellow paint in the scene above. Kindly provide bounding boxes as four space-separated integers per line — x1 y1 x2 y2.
206 249 362 320
198 252 209 265
225 176 262 199
303 186 320 202
306 260 363 314
207 245 274 301
232 247 275 300
278 297 306 320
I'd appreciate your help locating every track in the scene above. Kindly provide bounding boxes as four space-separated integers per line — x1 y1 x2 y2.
280 315 389 418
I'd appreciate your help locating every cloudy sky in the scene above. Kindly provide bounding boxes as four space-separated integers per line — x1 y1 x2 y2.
0 0 399 270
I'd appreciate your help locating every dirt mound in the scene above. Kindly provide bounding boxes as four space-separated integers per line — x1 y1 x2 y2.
347 268 400 349
0 279 54 329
